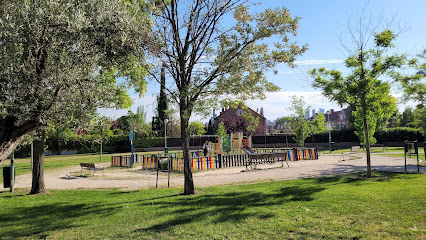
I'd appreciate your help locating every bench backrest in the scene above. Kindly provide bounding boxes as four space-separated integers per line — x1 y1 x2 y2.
351 146 360 152
80 163 95 168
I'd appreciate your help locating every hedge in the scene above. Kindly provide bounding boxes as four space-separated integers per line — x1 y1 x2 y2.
14 127 424 157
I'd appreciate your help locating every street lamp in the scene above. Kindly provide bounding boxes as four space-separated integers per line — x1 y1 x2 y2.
326 110 332 153
164 118 168 152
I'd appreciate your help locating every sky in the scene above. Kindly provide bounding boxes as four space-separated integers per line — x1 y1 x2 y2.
99 0 426 123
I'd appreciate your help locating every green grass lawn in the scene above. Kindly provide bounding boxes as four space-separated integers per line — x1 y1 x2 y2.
0 172 425 239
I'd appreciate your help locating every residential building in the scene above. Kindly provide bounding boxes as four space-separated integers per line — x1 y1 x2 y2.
214 106 266 136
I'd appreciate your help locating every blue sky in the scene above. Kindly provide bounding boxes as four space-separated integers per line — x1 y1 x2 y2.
100 0 426 123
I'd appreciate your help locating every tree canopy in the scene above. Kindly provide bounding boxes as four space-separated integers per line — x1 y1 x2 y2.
310 26 407 177
147 0 307 194
0 0 152 163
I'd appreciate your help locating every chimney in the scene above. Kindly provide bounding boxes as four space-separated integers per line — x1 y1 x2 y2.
330 109 334 113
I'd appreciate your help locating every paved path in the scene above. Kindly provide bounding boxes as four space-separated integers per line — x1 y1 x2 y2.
1 153 424 191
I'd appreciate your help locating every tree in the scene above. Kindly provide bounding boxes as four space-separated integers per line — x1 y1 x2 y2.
0 0 151 165
288 96 310 147
152 65 169 137
276 116 295 134
399 49 426 108
307 113 327 144
1 0 153 194
147 0 307 194
401 107 415 127
310 25 407 177
91 115 113 162
188 121 207 136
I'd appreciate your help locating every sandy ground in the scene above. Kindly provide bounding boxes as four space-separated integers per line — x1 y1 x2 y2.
1 153 424 191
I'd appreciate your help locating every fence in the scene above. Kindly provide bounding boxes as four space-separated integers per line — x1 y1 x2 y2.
111 155 132 167
113 147 318 170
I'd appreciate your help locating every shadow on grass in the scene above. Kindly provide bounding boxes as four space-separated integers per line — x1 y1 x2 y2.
136 185 325 233
310 171 409 185
0 202 119 239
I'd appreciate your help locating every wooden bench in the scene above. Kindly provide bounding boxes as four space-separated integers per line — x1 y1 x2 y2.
350 146 360 152
80 163 104 175
341 152 357 161
243 147 289 169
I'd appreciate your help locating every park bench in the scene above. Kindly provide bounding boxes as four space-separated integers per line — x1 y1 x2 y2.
243 147 289 169
80 163 105 175
341 152 357 161
350 146 360 152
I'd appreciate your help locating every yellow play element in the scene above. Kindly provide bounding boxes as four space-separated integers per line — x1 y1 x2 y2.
230 132 252 154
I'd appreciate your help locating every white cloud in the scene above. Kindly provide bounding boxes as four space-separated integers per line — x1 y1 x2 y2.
294 59 344 65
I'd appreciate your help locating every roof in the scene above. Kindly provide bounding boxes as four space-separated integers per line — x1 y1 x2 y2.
215 106 266 120
326 108 351 122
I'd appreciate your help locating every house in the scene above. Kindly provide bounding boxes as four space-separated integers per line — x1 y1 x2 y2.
214 106 266 136
309 108 352 130
325 108 351 130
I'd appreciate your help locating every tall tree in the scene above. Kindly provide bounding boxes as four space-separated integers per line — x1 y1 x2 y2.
0 0 152 165
288 96 310 147
188 121 207 136
156 65 169 137
307 113 326 144
399 49 426 108
310 26 407 177
401 107 415 127
147 0 307 194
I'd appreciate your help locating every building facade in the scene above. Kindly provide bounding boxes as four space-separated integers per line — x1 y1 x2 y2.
214 107 266 136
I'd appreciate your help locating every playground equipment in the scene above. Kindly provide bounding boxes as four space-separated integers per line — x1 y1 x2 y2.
230 132 252 154
135 147 318 171
111 131 318 172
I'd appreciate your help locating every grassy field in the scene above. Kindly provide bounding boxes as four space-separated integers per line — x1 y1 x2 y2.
0 172 425 239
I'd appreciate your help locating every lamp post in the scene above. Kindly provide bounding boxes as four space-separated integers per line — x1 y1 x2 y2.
164 118 168 151
326 110 332 153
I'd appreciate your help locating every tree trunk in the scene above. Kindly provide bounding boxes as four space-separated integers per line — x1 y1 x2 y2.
180 104 194 195
362 104 372 178
0 117 41 164
30 128 46 194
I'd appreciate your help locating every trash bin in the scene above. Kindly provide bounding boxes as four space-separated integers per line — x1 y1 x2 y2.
3 165 16 188
330 142 335 151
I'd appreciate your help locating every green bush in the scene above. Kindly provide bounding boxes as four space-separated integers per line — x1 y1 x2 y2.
134 137 165 148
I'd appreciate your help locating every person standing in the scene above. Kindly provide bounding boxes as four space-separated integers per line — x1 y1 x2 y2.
203 140 210 156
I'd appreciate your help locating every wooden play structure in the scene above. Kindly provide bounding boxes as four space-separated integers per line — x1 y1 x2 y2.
230 132 252 154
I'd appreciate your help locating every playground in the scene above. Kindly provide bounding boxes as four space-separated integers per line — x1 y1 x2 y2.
2 150 423 191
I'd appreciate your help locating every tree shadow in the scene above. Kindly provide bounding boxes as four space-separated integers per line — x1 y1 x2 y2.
307 170 413 187
135 185 325 233
0 202 119 239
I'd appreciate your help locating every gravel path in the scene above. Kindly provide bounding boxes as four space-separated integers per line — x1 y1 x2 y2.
2 153 424 191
